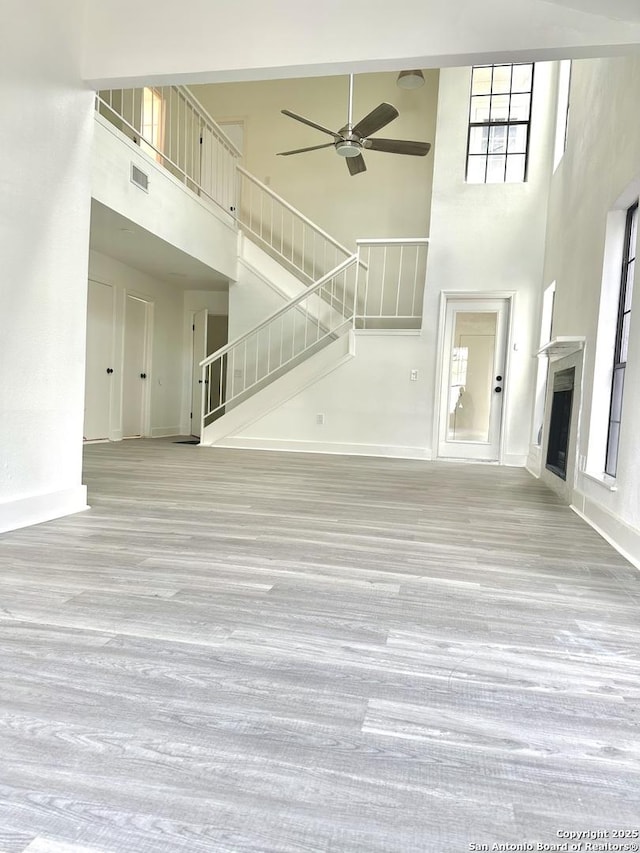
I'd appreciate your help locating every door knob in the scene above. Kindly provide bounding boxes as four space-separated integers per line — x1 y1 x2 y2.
140 373 147 379
495 386 502 393
106 368 114 374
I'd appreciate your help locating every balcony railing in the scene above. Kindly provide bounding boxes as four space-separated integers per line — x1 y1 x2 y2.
95 89 429 333
96 85 241 215
355 239 429 329
236 167 353 284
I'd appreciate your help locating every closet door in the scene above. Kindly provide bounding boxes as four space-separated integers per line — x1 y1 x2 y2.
84 280 115 441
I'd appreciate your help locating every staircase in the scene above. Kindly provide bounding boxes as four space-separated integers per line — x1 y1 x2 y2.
200 254 360 442
94 84 429 447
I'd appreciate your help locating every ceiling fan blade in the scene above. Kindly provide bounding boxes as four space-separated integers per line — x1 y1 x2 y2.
277 143 336 156
363 138 432 156
346 154 367 176
352 103 399 139
281 109 342 140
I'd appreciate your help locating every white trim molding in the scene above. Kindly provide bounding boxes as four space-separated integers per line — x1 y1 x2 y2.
572 489 640 571
151 427 183 438
0 486 89 535
213 436 432 461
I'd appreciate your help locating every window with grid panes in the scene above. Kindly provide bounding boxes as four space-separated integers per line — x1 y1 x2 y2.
605 201 638 476
466 64 534 183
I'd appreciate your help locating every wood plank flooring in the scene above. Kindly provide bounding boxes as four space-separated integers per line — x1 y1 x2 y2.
0 439 639 853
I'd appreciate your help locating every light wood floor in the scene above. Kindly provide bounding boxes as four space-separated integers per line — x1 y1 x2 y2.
0 439 639 853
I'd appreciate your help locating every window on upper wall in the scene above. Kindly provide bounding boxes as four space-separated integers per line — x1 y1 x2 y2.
140 87 165 161
466 63 534 184
605 200 638 477
553 60 572 172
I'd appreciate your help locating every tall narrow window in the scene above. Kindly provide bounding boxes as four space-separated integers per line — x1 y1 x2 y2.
605 201 638 476
140 87 164 160
553 60 571 172
466 64 534 184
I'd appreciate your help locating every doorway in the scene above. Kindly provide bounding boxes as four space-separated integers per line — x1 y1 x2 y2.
438 296 510 461
191 311 228 437
122 294 152 438
190 309 208 438
84 280 115 441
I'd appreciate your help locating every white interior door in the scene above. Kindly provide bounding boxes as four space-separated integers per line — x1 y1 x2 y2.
191 308 208 437
84 280 115 440
438 297 509 461
217 121 244 157
123 295 150 438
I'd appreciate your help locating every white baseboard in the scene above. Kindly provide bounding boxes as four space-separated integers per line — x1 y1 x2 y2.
212 435 431 461
151 426 182 438
572 488 640 571
503 453 528 468
525 444 542 477
0 486 89 535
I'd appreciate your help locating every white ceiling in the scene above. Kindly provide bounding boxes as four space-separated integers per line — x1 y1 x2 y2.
89 200 230 291
541 0 640 22
83 0 640 89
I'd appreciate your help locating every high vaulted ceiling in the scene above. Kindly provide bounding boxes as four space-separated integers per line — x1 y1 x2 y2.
83 0 640 89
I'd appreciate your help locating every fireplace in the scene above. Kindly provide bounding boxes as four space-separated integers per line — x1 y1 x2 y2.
546 367 575 480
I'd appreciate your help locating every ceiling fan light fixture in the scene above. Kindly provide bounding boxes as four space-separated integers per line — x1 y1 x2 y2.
397 69 425 90
277 74 432 175
335 139 362 158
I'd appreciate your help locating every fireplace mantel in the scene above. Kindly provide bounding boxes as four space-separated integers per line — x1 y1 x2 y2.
537 336 585 361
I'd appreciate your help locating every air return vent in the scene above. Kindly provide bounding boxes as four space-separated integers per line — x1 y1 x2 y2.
130 163 149 192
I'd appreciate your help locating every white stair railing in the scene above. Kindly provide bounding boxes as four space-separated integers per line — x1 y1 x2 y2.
355 239 429 330
200 256 358 427
237 167 353 284
95 86 241 216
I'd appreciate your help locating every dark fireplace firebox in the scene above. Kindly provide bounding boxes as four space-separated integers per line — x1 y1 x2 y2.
546 367 575 480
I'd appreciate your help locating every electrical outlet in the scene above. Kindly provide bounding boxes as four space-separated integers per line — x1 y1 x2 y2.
410 369 418 381
316 413 325 425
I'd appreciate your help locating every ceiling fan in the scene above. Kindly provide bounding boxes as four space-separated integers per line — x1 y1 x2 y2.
277 75 432 176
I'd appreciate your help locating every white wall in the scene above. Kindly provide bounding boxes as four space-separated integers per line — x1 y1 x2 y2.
539 55 640 566
191 72 438 249
93 116 239 281
0 0 94 533
228 237 316 342
230 333 431 459
423 63 557 464
81 0 640 88
88 251 186 439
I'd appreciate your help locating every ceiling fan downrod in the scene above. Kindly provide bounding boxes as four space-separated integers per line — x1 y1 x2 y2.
335 74 362 159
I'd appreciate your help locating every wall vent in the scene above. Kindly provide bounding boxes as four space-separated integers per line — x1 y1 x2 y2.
130 164 149 192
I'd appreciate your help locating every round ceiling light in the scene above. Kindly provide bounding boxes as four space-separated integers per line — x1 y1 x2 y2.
397 70 425 90
335 140 363 158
